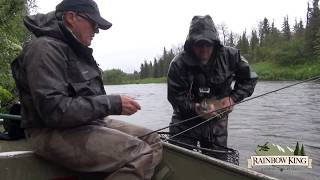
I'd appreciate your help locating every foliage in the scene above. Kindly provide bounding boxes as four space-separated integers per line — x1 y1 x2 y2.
102 69 140 85
128 77 166 84
0 0 27 92
0 86 14 112
236 30 249 57
253 59 320 80
0 0 36 106
282 15 291 41
305 0 320 57
103 3 320 84
139 47 176 80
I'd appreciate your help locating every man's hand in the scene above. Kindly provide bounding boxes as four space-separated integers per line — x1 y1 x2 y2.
220 97 235 113
195 102 216 119
120 96 141 115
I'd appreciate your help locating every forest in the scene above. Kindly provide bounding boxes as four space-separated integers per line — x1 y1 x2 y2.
103 0 320 84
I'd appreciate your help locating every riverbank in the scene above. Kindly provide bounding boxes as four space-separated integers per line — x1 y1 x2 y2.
106 60 320 85
252 59 320 80
120 77 167 84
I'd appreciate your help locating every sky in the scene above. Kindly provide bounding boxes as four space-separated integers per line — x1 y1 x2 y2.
34 0 312 73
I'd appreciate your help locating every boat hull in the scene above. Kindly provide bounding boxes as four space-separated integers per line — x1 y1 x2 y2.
0 140 278 180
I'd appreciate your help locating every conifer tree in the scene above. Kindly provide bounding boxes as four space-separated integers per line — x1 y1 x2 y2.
314 29 320 57
293 18 304 35
294 142 300 155
227 32 235 47
249 30 259 63
140 63 145 79
250 30 259 51
144 60 149 78
236 31 249 57
153 58 159 78
259 18 270 46
282 15 291 41
148 61 153 78
305 0 320 57
300 144 305 156
159 58 165 77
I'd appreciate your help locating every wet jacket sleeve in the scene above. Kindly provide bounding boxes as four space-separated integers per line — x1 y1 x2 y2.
167 60 197 116
24 40 122 128
230 54 258 103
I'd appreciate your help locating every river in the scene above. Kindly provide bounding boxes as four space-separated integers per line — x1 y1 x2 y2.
106 81 320 180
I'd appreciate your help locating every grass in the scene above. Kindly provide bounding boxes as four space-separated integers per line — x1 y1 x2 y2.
106 59 320 85
122 77 166 84
252 59 320 80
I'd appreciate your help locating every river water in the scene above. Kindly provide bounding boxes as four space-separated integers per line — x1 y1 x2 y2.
106 81 320 180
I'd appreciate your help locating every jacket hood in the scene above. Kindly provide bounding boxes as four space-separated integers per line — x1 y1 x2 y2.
184 15 223 53
24 11 65 41
23 11 93 59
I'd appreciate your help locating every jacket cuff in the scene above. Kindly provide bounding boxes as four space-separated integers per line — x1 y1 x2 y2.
106 95 122 115
230 93 242 103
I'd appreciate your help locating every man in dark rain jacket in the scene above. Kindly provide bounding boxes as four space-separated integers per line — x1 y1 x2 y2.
167 15 258 158
11 0 162 179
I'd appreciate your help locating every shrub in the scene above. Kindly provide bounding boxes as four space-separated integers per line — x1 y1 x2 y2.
0 86 14 112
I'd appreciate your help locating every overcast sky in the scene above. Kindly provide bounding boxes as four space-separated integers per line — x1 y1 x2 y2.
35 0 311 73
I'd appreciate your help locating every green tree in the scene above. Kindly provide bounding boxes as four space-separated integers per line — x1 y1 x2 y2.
266 21 282 47
153 58 159 78
294 142 300 155
158 58 165 77
300 144 305 156
140 63 145 79
293 18 304 35
226 32 236 47
162 47 168 76
148 61 153 78
250 30 259 50
143 61 149 78
236 30 249 58
305 0 320 57
102 69 127 84
249 30 259 63
282 15 291 41
259 17 270 46
314 29 320 57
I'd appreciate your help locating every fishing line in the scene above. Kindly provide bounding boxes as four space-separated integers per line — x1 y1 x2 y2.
1 75 320 139
139 75 320 139
169 109 230 140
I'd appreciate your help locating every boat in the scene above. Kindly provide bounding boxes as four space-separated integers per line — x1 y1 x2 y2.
0 114 278 180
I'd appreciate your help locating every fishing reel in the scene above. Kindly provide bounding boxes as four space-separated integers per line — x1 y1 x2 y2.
198 87 211 111
195 73 212 112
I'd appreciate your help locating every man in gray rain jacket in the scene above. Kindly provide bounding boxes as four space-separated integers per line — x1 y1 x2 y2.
11 0 162 179
167 15 257 159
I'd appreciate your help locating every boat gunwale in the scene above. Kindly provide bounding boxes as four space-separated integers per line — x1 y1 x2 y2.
162 142 279 180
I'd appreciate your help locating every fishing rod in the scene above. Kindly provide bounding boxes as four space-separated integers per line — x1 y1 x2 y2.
1 75 320 138
139 74 320 139
169 108 230 140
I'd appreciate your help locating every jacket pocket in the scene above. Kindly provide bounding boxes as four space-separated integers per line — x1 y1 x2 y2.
67 61 102 96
